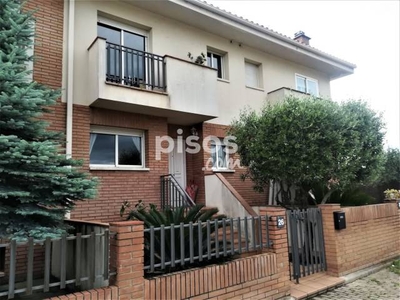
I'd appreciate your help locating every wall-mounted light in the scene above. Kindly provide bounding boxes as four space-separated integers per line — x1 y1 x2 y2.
397 201 400 209
191 127 198 137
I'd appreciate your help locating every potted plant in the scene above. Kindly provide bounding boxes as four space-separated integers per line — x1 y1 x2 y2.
187 52 206 65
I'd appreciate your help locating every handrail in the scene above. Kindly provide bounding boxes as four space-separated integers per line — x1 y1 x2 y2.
160 174 195 210
105 41 166 91
106 41 164 59
168 174 196 206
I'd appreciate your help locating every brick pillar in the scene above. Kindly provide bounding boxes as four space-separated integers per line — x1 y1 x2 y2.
109 221 144 300
319 204 341 276
259 207 290 298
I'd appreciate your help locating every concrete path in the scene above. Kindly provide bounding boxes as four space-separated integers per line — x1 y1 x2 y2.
311 268 400 300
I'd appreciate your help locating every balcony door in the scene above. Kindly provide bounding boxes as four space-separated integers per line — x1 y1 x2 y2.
98 23 146 86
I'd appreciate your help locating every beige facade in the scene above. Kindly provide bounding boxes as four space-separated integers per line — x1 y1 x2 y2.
67 0 353 126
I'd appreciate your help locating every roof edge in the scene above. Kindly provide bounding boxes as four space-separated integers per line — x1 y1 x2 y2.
184 0 357 70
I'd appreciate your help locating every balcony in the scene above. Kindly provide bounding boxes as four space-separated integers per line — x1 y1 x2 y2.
266 87 310 105
87 38 218 125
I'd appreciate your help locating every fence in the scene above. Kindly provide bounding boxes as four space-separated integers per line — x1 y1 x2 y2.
0 231 113 299
105 42 165 91
144 216 271 274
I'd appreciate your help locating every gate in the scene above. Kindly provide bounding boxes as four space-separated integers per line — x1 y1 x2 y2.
287 208 326 283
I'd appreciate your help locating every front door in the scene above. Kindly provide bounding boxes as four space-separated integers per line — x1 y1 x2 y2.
169 139 186 189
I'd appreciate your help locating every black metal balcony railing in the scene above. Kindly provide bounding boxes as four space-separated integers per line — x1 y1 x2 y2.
105 42 166 91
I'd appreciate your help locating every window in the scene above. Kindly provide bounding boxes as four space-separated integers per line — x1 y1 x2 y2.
210 139 229 170
97 21 147 86
89 127 145 169
245 60 262 89
207 51 225 79
295 74 319 96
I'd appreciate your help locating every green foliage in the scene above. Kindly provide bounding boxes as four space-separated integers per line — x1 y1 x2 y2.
0 0 97 240
379 148 400 188
230 96 385 208
309 184 376 206
389 259 400 275
121 201 229 275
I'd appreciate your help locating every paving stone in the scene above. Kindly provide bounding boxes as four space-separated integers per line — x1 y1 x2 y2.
311 269 400 300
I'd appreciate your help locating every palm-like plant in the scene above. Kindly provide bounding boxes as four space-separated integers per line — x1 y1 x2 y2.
121 201 231 274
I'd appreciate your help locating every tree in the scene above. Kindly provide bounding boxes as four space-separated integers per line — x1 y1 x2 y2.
380 148 400 189
0 0 97 240
369 148 400 201
230 96 385 208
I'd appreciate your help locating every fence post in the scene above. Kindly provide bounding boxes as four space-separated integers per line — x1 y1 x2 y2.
259 207 290 298
109 221 144 300
318 204 341 276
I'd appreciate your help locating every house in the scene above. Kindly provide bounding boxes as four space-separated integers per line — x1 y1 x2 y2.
26 0 355 222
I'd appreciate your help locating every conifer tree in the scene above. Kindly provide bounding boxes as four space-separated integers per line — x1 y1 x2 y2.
0 0 97 240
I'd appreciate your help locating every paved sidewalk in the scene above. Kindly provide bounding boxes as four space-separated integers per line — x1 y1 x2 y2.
311 268 400 300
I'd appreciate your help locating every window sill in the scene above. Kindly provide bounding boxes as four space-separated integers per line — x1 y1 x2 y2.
245 85 264 92
217 78 230 84
90 166 150 172
213 169 235 173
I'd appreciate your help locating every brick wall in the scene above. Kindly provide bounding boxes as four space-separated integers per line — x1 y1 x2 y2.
320 202 400 276
26 0 66 133
70 107 169 222
144 253 281 300
46 286 118 300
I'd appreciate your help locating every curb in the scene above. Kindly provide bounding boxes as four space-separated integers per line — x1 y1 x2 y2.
341 257 399 284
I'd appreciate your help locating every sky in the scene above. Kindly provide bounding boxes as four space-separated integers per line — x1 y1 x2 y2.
208 0 400 149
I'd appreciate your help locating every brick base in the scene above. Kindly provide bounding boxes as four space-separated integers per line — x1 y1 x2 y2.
144 253 288 300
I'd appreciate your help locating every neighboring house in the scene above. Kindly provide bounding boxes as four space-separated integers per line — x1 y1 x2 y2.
26 0 355 222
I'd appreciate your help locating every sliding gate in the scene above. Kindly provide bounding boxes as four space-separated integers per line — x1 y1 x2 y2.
287 208 326 283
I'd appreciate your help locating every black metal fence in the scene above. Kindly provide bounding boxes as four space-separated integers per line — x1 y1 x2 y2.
287 208 326 283
160 174 195 211
105 42 165 91
144 216 271 274
0 231 113 299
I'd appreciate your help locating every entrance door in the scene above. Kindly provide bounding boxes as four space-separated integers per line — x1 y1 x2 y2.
169 140 186 189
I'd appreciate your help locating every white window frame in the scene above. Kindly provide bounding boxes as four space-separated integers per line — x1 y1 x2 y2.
295 74 319 96
89 126 147 171
211 139 229 171
97 16 149 48
245 59 263 89
207 49 227 80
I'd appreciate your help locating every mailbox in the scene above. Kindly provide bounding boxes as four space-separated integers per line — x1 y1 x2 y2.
333 211 346 230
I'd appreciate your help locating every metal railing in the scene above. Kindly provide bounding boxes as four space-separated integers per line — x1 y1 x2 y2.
144 216 271 274
287 208 326 283
160 174 195 211
105 42 165 91
0 231 113 299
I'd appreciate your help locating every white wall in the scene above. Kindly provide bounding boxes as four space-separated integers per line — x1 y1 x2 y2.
73 0 331 125
205 175 251 218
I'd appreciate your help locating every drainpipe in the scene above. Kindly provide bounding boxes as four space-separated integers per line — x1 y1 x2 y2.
64 0 75 220
66 0 75 159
